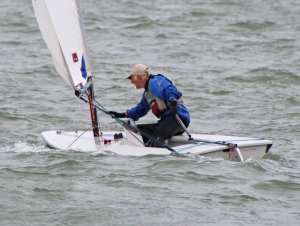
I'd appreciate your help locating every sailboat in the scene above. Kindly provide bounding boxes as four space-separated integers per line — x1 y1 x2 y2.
32 0 272 161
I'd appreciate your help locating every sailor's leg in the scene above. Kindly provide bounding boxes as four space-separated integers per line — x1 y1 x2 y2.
137 123 159 144
151 116 184 147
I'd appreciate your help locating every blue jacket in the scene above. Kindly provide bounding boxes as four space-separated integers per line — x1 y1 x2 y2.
126 74 190 125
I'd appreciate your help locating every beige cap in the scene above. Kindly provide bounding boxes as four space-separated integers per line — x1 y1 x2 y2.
127 64 150 79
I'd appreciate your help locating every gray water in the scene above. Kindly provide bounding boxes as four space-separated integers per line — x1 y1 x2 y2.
1 0 300 225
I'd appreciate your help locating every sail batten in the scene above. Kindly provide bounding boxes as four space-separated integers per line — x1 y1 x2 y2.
32 0 91 88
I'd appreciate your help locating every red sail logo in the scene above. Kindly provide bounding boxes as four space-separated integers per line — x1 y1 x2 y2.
72 53 78 62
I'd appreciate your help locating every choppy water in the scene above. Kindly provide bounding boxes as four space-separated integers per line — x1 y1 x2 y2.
1 0 300 225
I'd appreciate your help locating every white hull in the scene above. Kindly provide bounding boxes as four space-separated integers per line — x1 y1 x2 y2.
42 130 272 162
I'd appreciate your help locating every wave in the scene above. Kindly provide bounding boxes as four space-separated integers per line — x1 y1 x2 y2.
230 20 276 30
252 179 300 191
226 68 300 83
0 142 48 153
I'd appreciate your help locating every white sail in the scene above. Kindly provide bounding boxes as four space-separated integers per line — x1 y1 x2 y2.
32 0 92 88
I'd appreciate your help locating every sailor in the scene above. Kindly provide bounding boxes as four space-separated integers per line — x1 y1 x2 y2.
109 64 190 147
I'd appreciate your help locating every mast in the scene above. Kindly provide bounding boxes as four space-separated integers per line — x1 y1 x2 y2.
86 77 100 137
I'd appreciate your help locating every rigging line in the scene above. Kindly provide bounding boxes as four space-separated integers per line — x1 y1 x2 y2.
93 98 109 111
122 125 145 146
94 97 144 146
78 94 176 153
68 125 93 148
93 98 156 147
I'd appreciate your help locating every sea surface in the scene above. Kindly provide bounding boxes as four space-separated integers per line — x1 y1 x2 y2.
1 0 300 225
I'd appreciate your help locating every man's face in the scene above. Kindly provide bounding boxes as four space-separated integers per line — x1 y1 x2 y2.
130 75 144 89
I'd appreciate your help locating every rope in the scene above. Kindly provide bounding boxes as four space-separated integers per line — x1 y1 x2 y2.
68 125 93 148
94 98 144 146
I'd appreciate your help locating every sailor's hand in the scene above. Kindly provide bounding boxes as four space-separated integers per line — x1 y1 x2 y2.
170 99 178 116
109 111 126 118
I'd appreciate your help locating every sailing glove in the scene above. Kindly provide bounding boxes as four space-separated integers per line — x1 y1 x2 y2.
169 99 178 116
109 111 126 118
